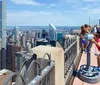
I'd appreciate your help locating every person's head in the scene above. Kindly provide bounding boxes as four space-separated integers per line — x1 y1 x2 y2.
94 33 100 40
84 24 92 32
81 24 91 35
84 24 89 28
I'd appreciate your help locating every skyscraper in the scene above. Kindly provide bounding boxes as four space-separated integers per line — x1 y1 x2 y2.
99 19 100 25
49 23 57 40
0 0 6 69
6 43 21 71
13 26 18 42
0 0 6 49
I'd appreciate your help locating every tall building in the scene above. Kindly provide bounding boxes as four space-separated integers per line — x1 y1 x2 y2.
0 0 6 49
13 26 18 42
99 19 100 24
49 23 57 40
0 0 6 69
21 34 26 48
26 40 31 53
6 43 21 71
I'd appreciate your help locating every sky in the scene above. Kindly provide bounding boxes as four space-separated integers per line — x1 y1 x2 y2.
6 0 100 26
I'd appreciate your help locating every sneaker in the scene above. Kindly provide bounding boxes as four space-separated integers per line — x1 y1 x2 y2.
93 66 100 72
98 68 100 71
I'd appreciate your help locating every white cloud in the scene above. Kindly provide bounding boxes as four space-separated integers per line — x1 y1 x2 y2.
7 11 62 26
7 10 85 26
88 8 100 14
49 4 57 7
10 0 43 5
84 0 99 2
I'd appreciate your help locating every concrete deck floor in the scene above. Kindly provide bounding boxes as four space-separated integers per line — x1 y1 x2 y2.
73 44 100 85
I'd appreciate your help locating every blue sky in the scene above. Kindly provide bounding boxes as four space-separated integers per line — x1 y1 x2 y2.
7 0 100 26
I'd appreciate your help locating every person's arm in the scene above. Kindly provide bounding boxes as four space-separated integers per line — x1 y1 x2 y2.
94 41 100 47
80 33 84 38
91 39 100 47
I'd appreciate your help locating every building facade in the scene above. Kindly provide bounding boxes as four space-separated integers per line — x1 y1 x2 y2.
0 0 6 49
0 0 6 69
6 43 21 71
49 23 57 40
99 19 100 25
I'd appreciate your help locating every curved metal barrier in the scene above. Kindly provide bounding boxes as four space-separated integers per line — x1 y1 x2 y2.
28 53 55 85
41 53 51 68
4 72 26 85
28 62 55 85
4 53 54 85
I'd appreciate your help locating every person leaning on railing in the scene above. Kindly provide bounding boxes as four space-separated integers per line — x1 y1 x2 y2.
80 24 92 52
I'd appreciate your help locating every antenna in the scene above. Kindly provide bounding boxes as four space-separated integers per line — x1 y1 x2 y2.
89 17 90 25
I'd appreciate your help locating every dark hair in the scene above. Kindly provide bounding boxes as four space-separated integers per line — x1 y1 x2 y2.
94 33 100 38
81 25 85 35
84 24 89 28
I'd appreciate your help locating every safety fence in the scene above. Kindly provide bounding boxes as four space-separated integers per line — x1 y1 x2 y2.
62 36 77 76
4 53 55 85
63 35 82 85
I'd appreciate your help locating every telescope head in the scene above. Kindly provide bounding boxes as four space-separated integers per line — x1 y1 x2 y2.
85 33 94 41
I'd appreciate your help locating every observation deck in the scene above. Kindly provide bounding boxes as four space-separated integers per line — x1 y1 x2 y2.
73 44 100 85
1 35 100 85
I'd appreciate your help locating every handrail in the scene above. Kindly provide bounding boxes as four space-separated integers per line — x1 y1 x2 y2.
4 72 26 85
64 41 77 54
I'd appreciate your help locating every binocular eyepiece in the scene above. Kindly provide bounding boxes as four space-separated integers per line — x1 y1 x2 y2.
82 27 97 44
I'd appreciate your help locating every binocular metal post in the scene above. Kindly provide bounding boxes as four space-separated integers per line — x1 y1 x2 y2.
78 42 100 83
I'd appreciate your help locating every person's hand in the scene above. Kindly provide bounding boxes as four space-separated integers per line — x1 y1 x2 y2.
84 28 90 33
91 39 96 43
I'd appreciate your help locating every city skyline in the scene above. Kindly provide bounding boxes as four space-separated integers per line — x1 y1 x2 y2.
7 0 100 26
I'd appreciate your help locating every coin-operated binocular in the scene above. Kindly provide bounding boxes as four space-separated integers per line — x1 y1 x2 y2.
78 27 100 84
85 26 97 40
82 27 97 44
81 33 94 45
85 33 94 40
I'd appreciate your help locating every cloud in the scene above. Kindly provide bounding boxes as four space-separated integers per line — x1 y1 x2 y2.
49 4 57 7
7 10 90 26
88 8 100 14
10 0 43 6
84 0 99 2
7 11 60 26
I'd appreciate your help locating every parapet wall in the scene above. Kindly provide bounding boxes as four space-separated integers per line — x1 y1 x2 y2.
30 46 64 85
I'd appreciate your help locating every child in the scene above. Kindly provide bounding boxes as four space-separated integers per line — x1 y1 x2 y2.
91 33 100 71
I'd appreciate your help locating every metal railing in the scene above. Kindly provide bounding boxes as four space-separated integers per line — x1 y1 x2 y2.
4 72 26 85
4 53 55 85
28 62 55 85
64 41 77 76
62 36 77 76
28 53 55 85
